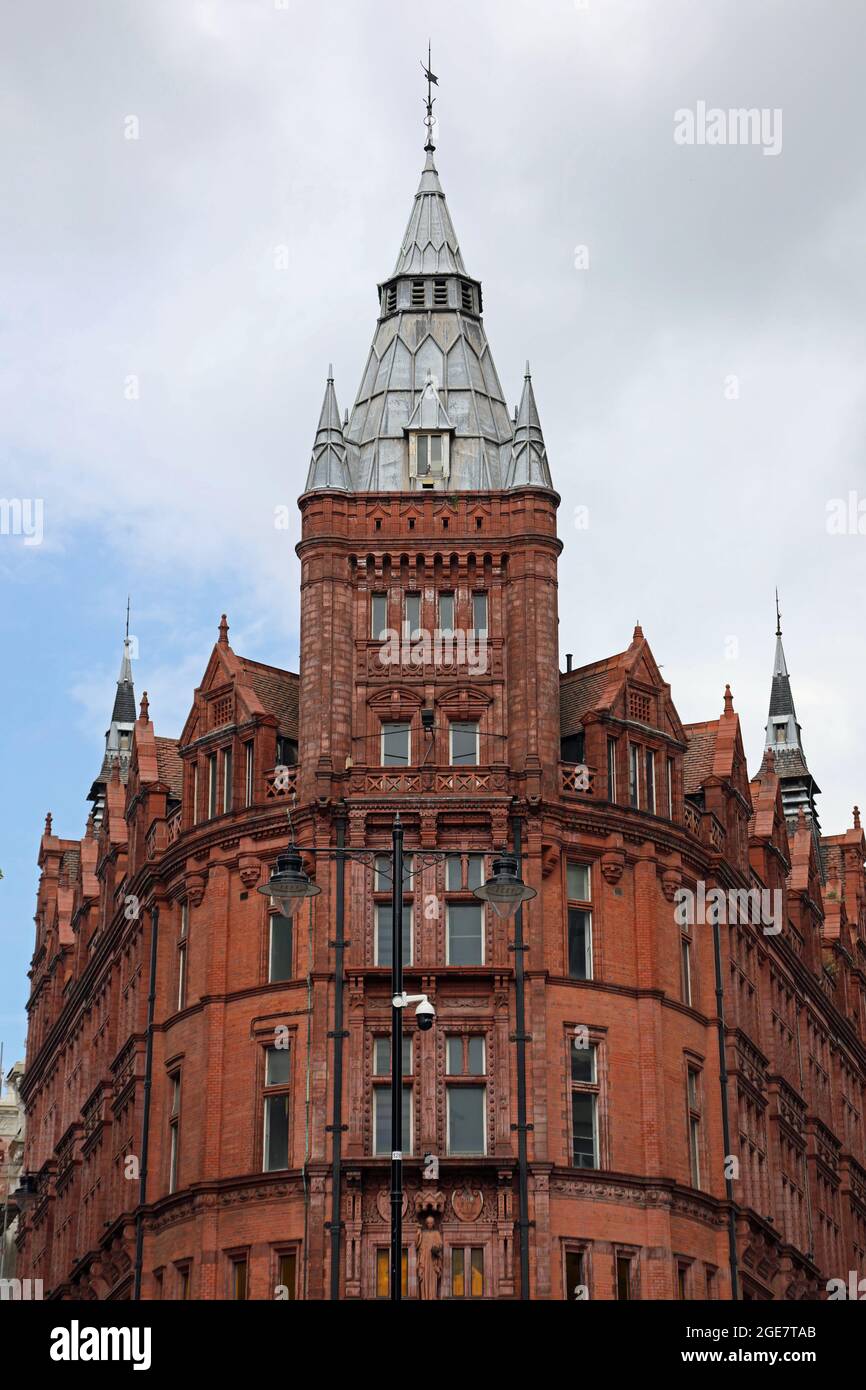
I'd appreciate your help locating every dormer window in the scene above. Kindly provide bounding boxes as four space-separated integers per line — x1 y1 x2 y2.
417 433 443 477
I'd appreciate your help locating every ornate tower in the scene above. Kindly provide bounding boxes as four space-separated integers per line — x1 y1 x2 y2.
87 630 137 827
763 596 822 865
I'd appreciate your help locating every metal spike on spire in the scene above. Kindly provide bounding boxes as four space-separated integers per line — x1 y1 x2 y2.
125 595 130 640
775 588 782 638
422 41 438 152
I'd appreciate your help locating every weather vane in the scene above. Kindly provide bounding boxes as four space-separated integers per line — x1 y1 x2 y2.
775 588 782 638
421 41 438 152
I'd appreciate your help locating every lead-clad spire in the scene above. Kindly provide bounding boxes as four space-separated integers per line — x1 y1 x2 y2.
763 597 822 861
88 627 137 827
506 362 552 489
304 366 351 492
303 67 554 496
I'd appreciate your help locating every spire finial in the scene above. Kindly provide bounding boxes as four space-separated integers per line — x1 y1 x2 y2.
44 811 53 836
775 588 782 638
421 42 438 152
125 595 130 641
854 805 861 830
525 360 531 378
327 363 334 383
139 691 149 722
218 614 229 646
723 683 734 715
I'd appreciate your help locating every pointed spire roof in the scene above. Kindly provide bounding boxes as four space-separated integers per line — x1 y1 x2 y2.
305 366 351 492
506 362 553 489
392 150 468 277
87 629 137 826
763 598 823 865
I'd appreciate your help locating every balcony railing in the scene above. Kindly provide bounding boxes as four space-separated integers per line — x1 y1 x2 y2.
559 762 597 797
265 765 299 800
349 765 510 796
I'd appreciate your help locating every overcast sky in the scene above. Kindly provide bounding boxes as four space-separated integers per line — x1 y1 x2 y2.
1 0 865 1063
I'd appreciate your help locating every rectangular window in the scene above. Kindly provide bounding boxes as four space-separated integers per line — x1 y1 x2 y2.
645 750 655 814
447 1084 486 1154
371 593 388 639
208 753 218 818
446 854 484 891
677 1263 689 1299
382 722 411 767
192 762 199 824
374 853 414 893
222 747 233 813
177 905 188 1011
452 1247 484 1298
687 1067 702 1187
561 733 585 763
447 902 484 965
177 1264 190 1300
373 1036 412 1076
263 1046 291 1172
681 935 692 1006
439 592 454 633
375 903 413 967
567 862 592 981
447 1036 485 1076
472 592 488 635
231 1256 248 1301
628 744 639 808
565 1250 585 1300
373 1086 413 1157
450 721 479 767
570 1041 598 1167
376 1248 408 1298
404 592 421 639
277 1251 297 1300
244 741 254 807
616 1255 632 1301
667 757 675 818
168 1073 180 1193
607 737 618 802
269 914 294 982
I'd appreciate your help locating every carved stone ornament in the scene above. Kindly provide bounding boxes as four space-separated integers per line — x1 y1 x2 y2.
661 867 682 902
185 874 206 907
451 1184 483 1223
600 850 625 886
238 855 262 888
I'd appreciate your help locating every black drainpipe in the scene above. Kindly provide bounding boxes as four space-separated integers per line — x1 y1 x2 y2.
512 816 532 1300
328 815 347 1299
711 912 740 1299
133 904 159 1300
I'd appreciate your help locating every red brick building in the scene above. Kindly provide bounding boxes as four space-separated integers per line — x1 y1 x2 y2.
17 128 866 1302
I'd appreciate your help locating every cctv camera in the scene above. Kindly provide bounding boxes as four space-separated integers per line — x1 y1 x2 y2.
415 998 436 1031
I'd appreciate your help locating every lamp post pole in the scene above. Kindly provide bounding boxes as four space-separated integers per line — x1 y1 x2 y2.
390 813 404 1302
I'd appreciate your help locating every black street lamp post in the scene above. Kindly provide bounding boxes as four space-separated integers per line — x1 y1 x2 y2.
260 812 536 1302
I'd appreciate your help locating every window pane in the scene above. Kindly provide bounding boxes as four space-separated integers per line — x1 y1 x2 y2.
470 1248 483 1297
466 855 483 889
375 904 412 967
448 902 483 965
629 745 639 808
467 1036 485 1075
417 434 428 473
405 593 421 636
472 593 488 634
446 855 463 891
372 593 388 639
448 1085 485 1154
571 1093 596 1167
568 908 591 980
430 434 442 466
373 1038 390 1075
374 1087 412 1156
450 721 478 767
616 1256 631 1300
571 1041 596 1084
265 1094 289 1170
567 862 590 902
607 737 617 802
446 1036 463 1075
382 723 410 766
376 1250 389 1298
452 1248 465 1297
688 1068 699 1109
565 1251 584 1300
266 1046 291 1087
269 914 293 982
279 1252 297 1299
223 749 233 812
208 754 217 817
233 1259 248 1300
681 939 691 1005
645 751 655 813
439 593 454 632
